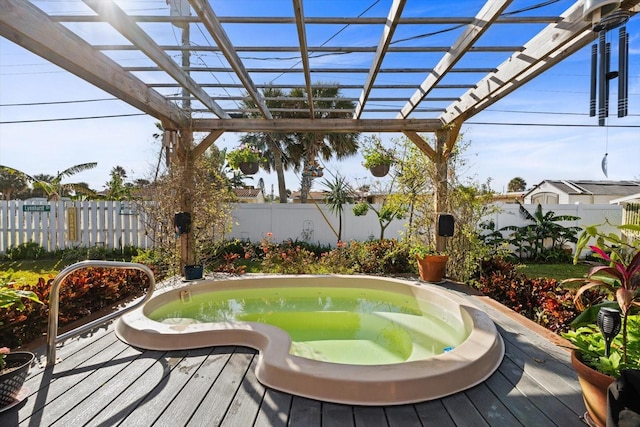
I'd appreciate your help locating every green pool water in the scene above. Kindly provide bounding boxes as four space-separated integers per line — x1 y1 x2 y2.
148 287 468 365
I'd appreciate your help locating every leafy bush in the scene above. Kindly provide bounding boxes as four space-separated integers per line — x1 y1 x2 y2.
471 257 591 333
0 267 151 348
259 234 318 274
5 242 46 261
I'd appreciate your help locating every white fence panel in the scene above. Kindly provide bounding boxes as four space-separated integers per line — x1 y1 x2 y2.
0 200 153 254
227 203 406 245
0 200 628 254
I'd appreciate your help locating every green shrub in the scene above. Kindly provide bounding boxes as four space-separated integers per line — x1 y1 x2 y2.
5 242 46 261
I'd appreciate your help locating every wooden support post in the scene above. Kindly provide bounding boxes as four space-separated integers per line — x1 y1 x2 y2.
434 120 462 253
175 130 195 272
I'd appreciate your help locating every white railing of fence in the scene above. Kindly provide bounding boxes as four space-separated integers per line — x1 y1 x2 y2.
0 200 626 254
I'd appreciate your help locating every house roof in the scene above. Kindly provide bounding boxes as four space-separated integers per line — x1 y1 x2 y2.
526 180 640 197
233 188 263 198
610 192 640 204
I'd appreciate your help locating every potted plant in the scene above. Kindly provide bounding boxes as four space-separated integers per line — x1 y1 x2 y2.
0 279 41 409
410 244 448 282
561 223 640 427
362 138 394 177
226 143 262 175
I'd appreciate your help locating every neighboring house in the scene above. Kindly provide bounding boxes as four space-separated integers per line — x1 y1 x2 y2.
491 191 525 204
524 180 640 204
232 187 265 203
290 191 328 203
610 192 640 239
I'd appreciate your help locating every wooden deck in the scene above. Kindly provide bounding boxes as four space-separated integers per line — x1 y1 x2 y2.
0 279 588 427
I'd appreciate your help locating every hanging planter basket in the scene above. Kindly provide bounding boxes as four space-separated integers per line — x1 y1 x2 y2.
0 351 34 409
239 161 259 175
369 164 390 177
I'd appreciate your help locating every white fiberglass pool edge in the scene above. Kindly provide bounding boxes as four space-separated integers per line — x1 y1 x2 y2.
115 275 504 406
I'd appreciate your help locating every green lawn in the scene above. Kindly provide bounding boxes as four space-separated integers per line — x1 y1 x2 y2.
1 259 67 285
518 262 591 281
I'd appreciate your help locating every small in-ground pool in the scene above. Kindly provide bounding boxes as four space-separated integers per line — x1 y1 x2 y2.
116 275 504 405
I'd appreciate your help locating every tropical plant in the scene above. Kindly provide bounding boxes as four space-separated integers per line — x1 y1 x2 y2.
0 163 98 201
562 223 640 372
0 277 42 370
500 201 581 260
104 165 131 200
322 174 355 242
225 144 262 170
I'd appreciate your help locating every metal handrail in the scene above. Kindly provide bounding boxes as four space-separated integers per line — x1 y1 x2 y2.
46 260 156 366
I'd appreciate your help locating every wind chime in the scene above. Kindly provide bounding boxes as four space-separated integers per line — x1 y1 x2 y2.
584 0 630 177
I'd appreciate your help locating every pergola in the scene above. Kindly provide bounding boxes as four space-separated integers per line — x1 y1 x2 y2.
1 0 638 265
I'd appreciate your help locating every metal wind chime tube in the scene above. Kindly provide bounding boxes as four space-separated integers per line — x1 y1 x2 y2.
618 26 629 118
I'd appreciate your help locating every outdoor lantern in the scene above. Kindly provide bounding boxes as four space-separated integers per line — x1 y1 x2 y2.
597 307 622 357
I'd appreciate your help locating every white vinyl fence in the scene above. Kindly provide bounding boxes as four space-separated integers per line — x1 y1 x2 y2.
0 200 626 254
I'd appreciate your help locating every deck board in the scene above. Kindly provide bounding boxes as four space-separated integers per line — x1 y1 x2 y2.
0 278 588 427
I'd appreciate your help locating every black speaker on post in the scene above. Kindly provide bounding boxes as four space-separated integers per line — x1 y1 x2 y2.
437 213 454 237
174 212 191 234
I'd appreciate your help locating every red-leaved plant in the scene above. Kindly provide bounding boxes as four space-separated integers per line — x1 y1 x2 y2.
564 223 640 364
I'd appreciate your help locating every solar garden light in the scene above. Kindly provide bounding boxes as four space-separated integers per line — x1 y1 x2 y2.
597 307 621 357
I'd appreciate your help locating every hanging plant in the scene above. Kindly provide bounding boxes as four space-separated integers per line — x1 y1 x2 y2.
361 137 394 177
226 144 262 173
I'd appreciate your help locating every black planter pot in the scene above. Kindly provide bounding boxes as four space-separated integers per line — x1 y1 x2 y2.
239 162 259 175
0 351 34 408
184 264 203 281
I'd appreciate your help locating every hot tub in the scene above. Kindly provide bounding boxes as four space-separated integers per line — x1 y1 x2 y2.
116 275 504 405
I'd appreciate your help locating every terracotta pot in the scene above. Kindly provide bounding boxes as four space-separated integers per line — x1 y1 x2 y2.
0 351 34 407
571 350 614 427
369 164 390 177
415 254 448 282
239 161 259 175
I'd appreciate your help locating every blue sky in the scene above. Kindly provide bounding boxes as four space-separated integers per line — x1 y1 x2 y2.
0 0 638 196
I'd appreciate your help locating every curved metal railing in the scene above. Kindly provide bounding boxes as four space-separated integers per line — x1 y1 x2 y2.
46 260 156 366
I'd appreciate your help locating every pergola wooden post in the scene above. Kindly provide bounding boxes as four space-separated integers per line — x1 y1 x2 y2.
403 118 462 252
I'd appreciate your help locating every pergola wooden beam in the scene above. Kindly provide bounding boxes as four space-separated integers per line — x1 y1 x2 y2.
292 0 315 118
83 0 230 120
192 130 224 158
441 0 640 123
189 0 272 119
191 118 443 133
354 0 406 119
399 0 511 119
0 0 188 128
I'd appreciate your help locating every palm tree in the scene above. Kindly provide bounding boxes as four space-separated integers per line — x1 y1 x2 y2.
0 163 98 201
0 167 27 200
508 177 527 192
288 84 359 203
240 87 294 203
322 174 354 241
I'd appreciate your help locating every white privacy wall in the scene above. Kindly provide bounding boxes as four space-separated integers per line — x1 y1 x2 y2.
227 203 406 245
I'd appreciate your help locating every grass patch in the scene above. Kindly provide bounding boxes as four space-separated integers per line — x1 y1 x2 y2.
1 259 66 285
519 262 591 281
